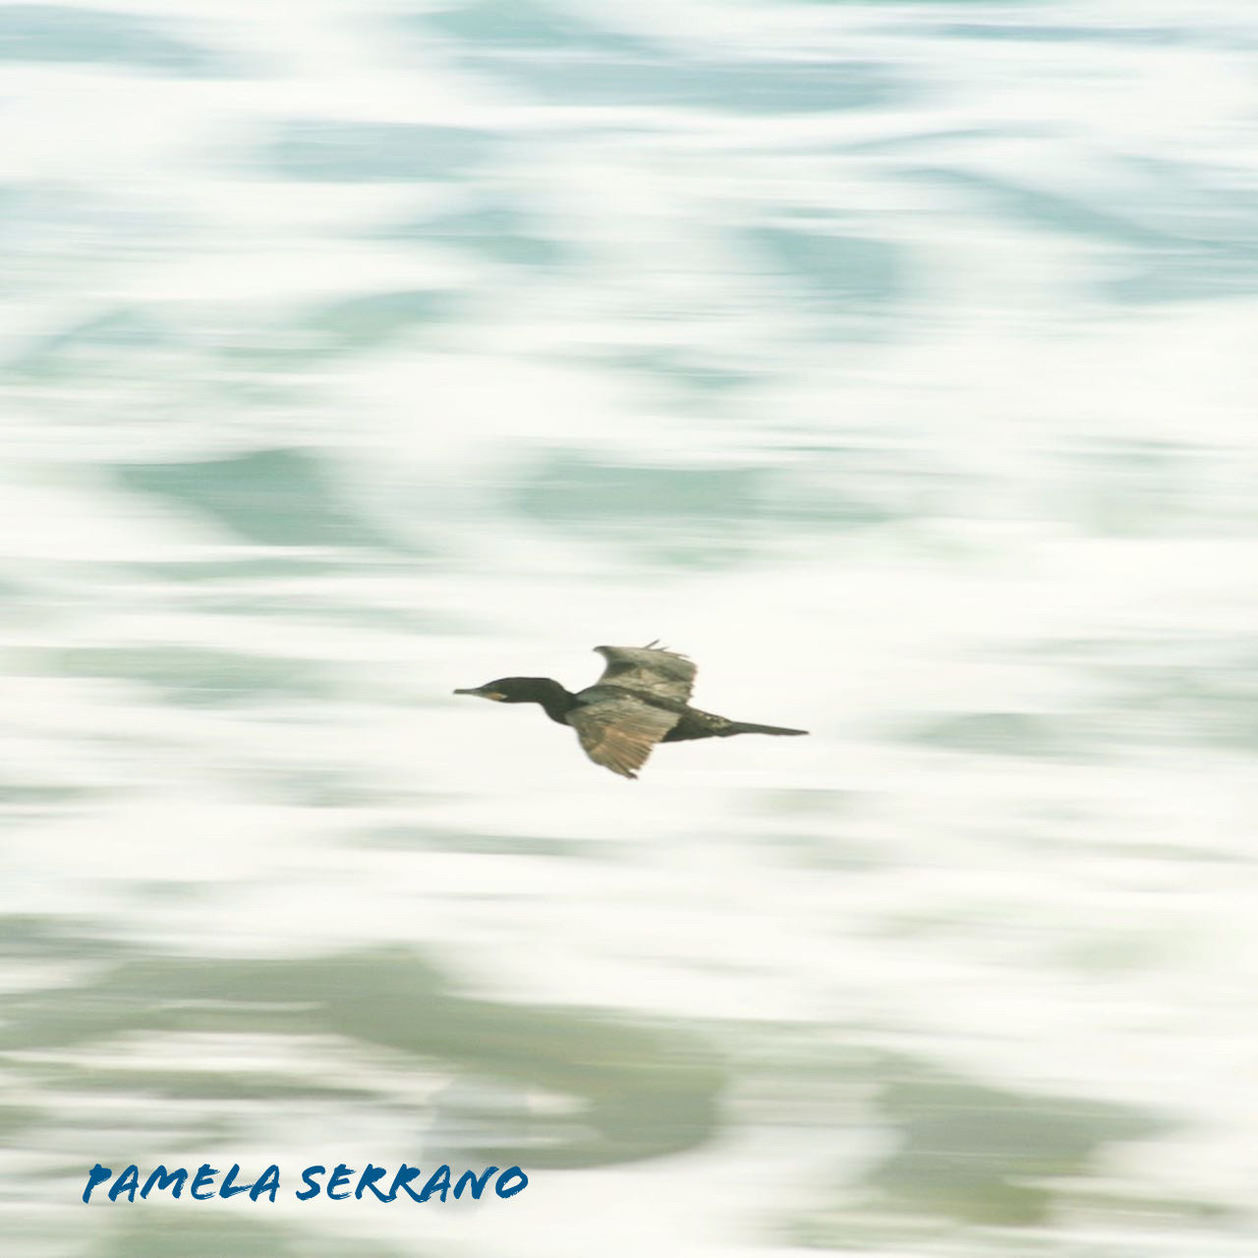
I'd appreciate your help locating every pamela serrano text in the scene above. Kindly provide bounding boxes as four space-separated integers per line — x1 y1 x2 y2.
82 1162 529 1204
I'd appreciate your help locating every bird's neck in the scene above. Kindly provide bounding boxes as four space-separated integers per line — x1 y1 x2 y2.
523 678 579 725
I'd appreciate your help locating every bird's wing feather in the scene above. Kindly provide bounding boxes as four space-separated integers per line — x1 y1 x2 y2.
592 643 697 704
566 692 681 779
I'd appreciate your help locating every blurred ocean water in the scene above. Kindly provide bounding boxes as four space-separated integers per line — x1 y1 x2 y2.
2 1 1257 1255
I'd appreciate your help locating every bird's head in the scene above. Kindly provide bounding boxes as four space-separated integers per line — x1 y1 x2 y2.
453 677 558 705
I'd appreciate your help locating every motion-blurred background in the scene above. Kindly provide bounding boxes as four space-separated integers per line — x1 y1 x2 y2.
3 1 1257 1255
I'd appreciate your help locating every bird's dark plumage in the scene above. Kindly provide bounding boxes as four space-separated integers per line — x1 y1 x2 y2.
454 642 808 778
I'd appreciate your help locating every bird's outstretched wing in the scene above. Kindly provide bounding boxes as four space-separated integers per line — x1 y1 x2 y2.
592 642 697 704
566 692 681 779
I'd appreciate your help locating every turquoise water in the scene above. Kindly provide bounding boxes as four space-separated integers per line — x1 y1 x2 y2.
2 2 1257 1255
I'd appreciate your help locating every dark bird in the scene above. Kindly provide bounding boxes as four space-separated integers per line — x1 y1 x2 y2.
454 641 808 779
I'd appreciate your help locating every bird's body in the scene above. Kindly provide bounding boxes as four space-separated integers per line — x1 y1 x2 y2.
454 643 807 779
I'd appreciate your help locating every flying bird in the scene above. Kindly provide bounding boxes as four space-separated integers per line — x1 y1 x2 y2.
454 642 807 779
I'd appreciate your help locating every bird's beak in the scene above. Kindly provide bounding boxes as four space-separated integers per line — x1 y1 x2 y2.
453 686 504 701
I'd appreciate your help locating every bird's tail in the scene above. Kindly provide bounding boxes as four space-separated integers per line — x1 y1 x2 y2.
725 721 809 737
